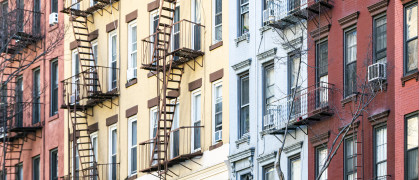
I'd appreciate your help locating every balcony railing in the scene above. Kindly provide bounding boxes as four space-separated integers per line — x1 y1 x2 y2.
61 163 120 180
139 126 204 172
62 66 119 108
141 19 205 69
263 82 333 131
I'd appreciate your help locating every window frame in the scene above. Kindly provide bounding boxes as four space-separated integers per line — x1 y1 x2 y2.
344 135 358 180
108 30 118 91
128 116 137 176
90 132 98 180
50 59 59 116
16 162 23 180
404 2 418 75
212 80 223 144
373 14 387 63
238 73 250 138
343 27 357 98
316 39 328 84
288 153 301 180
170 101 180 158
191 89 202 152
127 21 138 81
315 145 328 180
213 0 222 43
108 124 117 179
150 106 158 139
15 76 23 127
263 164 275 180
405 112 418 180
33 68 41 124
33 155 40 180
263 63 275 120
238 0 249 36
51 0 58 13
50 148 58 180
373 124 387 179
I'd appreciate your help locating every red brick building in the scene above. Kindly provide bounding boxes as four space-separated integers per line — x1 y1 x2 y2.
305 0 419 179
0 0 65 179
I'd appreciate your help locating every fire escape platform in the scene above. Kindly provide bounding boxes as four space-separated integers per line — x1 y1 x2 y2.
307 0 334 14
0 133 25 142
141 48 204 71
9 126 42 133
140 151 203 173
299 106 333 123
61 8 92 17
60 104 94 110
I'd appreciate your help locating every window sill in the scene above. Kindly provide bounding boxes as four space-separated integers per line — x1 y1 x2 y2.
234 33 250 47
49 113 59 122
48 23 59 32
401 71 419 87
125 78 137 88
127 174 137 180
259 128 276 139
209 41 223 51
235 133 250 148
341 94 358 107
209 141 223 151
259 25 272 34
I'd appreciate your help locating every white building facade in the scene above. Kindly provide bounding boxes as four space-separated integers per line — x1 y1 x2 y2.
228 0 310 179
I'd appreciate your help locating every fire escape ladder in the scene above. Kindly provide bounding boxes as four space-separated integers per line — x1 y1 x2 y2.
3 137 25 178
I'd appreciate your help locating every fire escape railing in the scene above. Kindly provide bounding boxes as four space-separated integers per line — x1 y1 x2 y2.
60 163 120 180
138 126 204 172
61 66 120 107
263 82 334 131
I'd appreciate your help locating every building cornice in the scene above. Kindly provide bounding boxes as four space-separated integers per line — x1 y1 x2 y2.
257 48 277 60
283 141 303 154
232 59 252 72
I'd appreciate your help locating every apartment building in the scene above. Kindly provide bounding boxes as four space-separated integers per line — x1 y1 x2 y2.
228 0 311 179
0 0 65 179
62 0 230 179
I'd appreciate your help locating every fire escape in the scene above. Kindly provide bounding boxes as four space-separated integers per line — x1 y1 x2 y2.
61 0 120 179
262 0 334 135
0 7 43 179
138 0 204 179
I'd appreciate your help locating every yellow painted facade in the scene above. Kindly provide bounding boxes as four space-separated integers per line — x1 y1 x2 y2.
63 0 230 179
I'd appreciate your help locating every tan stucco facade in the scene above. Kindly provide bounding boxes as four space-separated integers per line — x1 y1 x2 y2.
63 0 230 179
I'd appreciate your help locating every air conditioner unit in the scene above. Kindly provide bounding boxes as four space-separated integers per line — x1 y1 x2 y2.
49 13 58 26
214 130 222 142
368 62 386 82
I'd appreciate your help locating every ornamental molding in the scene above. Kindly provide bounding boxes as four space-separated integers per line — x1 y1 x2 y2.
282 37 302 50
310 24 331 40
232 59 252 72
235 133 251 148
338 11 359 29
235 32 250 46
283 141 303 154
367 0 388 16
228 148 255 163
257 48 277 60
257 151 277 164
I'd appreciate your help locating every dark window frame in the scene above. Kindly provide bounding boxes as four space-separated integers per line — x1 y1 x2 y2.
50 59 58 116
373 124 387 180
344 135 358 180
373 14 387 63
405 112 419 180
238 0 249 36
32 155 40 180
33 68 41 124
343 27 357 98
404 1 418 75
262 62 274 125
50 148 58 180
263 163 275 180
316 39 328 84
238 72 249 138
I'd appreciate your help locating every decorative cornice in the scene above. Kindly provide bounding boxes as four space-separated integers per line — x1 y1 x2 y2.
235 133 250 148
338 121 360 132
257 48 277 60
257 151 277 163
368 110 390 126
282 37 303 50
228 148 255 163
283 141 303 154
338 11 360 29
232 59 252 71
310 131 330 147
235 33 250 46
367 0 388 16
310 24 331 40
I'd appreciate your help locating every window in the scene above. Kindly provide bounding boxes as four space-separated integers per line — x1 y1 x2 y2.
90 133 98 180
406 114 418 180
213 82 222 144
73 142 80 180
51 0 58 13
150 107 158 139
72 0 80 10
240 173 252 180
128 117 137 176
289 53 302 117
72 50 80 102
150 12 159 63
33 0 41 34
263 164 275 180
288 0 300 14
16 163 23 180
239 0 249 36
239 74 249 138
50 148 58 180
374 15 387 63
316 40 328 84
128 21 137 81
33 156 40 180
109 125 117 180
171 102 180 158
109 31 117 90
16 0 24 31
51 60 58 116
90 0 97 7
91 41 98 92
316 146 328 180
192 0 201 50
374 125 387 179
15 76 23 127
288 154 301 180
192 90 201 151
344 28 357 97
264 65 275 117
404 3 418 75
33 69 41 124
173 6 180 55
213 0 222 43
344 137 357 180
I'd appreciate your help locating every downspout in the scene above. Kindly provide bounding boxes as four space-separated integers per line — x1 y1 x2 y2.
42 0 47 178
117 0 122 177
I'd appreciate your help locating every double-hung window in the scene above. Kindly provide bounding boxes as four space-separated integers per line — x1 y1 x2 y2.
263 164 275 180
239 0 249 36
213 0 222 43
51 60 58 116
264 65 275 124
173 6 180 60
16 76 23 127
90 133 98 180
33 69 41 124
109 31 118 90
288 0 300 15
213 82 222 143
33 156 40 180
33 0 41 35
171 102 180 158
51 0 58 13
191 90 202 151
192 0 201 50
50 148 58 180
374 15 387 63
16 163 23 180
316 40 328 107
344 137 357 180
289 154 301 180
1 1 7 46
406 114 418 180
289 54 302 117
344 28 357 97
128 22 137 81
404 3 418 75
128 117 137 176
316 146 328 180
16 0 24 31
72 50 80 103
239 74 249 138
374 125 387 179
109 125 117 180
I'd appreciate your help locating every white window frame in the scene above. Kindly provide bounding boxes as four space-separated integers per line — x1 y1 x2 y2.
71 0 80 10
191 0 201 50
128 116 137 176
71 49 79 101
316 146 328 180
170 100 180 159
212 80 222 144
191 89 202 152
212 0 222 43
108 124 117 178
91 40 98 64
128 21 137 81
108 31 117 91
71 140 80 180
149 107 158 165
150 10 159 63
90 132 98 179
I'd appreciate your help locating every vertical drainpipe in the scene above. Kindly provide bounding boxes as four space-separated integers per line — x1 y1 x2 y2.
117 1 122 178
42 0 47 178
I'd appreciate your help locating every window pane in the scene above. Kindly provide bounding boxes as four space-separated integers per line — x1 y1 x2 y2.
112 129 117 154
242 12 249 34
407 116 418 149
291 157 301 180
240 105 249 135
241 77 249 105
375 127 387 178
265 66 275 106
317 147 328 180
345 61 357 96
317 41 328 77
345 138 357 180
131 147 137 173
33 157 40 180
346 30 357 64
264 166 275 180
290 55 301 88
406 5 418 40
408 148 418 180
194 121 201 149
407 39 418 72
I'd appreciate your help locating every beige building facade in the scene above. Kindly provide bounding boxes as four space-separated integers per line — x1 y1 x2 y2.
62 0 230 179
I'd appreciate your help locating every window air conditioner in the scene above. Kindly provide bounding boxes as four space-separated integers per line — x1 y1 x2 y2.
49 13 58 26
368 62 386 82
214 130 222 142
